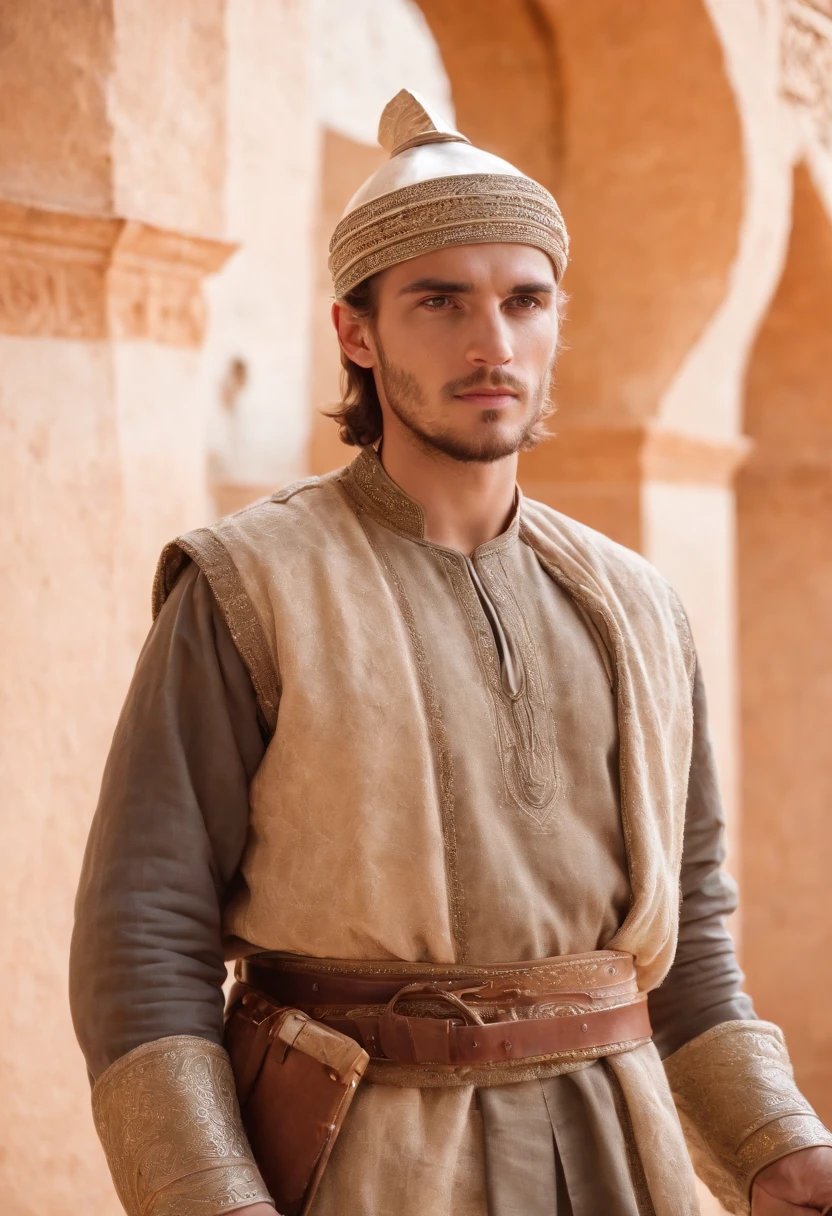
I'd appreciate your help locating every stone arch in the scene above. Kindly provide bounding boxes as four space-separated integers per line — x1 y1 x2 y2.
737 161 832 1124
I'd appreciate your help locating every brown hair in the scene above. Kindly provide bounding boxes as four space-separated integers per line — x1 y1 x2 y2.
327 274 568 448
326 276 383 447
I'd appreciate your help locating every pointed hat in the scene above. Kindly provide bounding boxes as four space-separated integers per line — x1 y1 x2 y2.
328 89 569 297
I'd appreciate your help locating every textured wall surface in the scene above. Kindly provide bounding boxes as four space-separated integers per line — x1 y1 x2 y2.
109 0 227 235
0 1 115 212
0 336 124 1214
0 3 225 1211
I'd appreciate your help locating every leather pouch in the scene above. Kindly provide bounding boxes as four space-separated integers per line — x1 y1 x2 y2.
225 988 369 1216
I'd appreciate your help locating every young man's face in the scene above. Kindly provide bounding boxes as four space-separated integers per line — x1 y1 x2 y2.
343 243 561 463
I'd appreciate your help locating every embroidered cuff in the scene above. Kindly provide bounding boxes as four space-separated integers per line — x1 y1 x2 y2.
91 1035 273 1216
664 1020 832 1216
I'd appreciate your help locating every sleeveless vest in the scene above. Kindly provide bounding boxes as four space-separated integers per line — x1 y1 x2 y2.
154 448 695 991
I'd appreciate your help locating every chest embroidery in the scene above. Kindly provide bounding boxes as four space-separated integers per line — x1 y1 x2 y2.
441 551 559 826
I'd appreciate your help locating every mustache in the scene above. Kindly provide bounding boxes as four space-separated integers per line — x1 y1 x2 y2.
442 368 528 398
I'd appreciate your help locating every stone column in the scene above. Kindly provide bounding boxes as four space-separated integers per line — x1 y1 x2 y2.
0 3 233 1211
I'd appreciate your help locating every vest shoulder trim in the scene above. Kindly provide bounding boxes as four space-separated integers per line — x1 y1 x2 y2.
153 525 281 734
520 495 695 686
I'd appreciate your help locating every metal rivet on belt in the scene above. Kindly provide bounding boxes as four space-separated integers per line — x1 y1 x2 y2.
312 982 319 991
504 1041 512 1051
581 1023 589 1032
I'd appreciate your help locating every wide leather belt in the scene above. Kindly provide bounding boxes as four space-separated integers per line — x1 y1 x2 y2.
237 950 651 1068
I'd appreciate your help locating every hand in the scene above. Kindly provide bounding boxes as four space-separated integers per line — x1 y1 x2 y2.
752 1147 832 1214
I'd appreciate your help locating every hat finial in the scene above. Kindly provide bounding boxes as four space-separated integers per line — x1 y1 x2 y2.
377 88 470 157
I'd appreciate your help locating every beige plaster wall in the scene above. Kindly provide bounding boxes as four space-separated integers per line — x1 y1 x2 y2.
108 0 227 237
0 336 125 1214
0 283 215 1216
0 269 222 1216
0 1 114 212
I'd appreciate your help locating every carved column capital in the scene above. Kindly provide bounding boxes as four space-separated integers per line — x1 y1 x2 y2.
0 200 236 345
782 0 832 151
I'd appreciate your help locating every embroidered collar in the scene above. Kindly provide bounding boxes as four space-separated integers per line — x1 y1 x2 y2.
340 445 521 553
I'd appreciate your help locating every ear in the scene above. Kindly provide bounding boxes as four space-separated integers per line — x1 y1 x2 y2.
331 301 376 369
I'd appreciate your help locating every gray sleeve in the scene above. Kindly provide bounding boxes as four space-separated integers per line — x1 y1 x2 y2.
69 563 268 1080
649 661 756 1059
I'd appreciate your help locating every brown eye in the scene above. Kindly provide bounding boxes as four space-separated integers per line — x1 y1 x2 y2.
510 295 539 309
423 295 453 308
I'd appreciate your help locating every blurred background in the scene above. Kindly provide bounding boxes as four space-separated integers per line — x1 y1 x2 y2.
1 1 831 1212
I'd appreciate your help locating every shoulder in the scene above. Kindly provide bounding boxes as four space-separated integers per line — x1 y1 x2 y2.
152 469 347 619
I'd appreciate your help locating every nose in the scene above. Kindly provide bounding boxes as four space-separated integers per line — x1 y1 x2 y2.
465 305 513 368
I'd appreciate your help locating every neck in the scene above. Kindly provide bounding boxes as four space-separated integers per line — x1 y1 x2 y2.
379 427 518 556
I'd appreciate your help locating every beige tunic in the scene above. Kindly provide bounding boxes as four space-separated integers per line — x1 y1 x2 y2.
268 497 637 1216
225 488 630 966
71 452 753 1215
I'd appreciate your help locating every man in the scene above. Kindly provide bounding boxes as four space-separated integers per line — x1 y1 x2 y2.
71 90 832 1216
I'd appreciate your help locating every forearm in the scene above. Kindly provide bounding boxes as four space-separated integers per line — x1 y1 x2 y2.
92 1036 273 1215
648 875 754 1058
665 1020 832 1215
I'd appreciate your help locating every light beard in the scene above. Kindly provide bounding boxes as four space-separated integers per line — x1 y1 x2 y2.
377 349 553 465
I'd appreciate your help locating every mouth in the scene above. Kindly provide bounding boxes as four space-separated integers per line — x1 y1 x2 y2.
455 390 519 408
